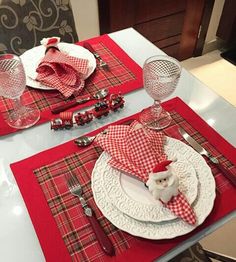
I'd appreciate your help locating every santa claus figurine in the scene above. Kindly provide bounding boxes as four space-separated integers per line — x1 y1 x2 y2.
146 160 179 203
40 37 60 53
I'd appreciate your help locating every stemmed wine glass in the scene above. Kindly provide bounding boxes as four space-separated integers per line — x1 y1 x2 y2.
139 55 181 130
0 54 40 129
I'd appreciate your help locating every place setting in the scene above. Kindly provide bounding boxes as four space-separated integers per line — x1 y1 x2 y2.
20 37 97 93
0 34 143 136
9 53 236 261
90 55 216 241
91 126 215 239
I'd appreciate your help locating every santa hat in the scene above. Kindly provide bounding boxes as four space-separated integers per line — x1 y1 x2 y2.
40 37 60 47
47 38 58 46
151 160 173 180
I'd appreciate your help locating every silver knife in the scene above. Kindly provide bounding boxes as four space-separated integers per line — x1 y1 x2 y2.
179 127 236 186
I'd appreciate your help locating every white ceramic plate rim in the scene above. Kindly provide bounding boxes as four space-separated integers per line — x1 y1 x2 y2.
91 137 216 239
93 137 199 222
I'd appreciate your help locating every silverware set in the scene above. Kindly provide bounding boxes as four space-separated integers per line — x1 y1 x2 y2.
65 123 234 256
61 40 234 255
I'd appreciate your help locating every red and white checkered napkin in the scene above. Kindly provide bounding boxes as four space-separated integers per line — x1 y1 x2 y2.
163 192 196 225
95 120 196 225
36 43 89 98
95 120 167 181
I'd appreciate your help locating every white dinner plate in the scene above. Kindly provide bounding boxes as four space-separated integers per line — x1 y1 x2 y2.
20 42 96 90
93 137 199 222
91 137 216 239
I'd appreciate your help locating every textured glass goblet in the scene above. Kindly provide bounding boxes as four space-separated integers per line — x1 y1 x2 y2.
0 54 40 129
139 55 181 130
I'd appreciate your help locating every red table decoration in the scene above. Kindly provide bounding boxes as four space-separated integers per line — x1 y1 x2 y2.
10 97 236 262
0 35 143 136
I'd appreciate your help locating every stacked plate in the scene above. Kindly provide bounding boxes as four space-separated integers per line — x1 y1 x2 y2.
20 43 96 90
91 137 216 239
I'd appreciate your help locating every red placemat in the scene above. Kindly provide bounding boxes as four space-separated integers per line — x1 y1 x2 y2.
0 34 143 136
10 97 236 262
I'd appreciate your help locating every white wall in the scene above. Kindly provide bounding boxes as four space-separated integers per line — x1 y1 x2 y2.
203 0 225 53
70 0 100 40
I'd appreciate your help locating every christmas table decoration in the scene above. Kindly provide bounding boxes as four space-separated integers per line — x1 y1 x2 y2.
50 93 125 130
95 120 196 224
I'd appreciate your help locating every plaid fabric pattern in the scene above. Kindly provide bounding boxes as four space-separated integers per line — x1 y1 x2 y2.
36 48 89 98
166 111 236 193
15 103 235 261
11 98 236 262
33 147 133 262
0 36 138 132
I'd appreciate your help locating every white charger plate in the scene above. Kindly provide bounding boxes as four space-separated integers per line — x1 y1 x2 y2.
20 42 96 90
93 137 199 223
91 137 216 239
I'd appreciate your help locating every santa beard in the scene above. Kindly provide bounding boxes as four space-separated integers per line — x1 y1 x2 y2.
147 175 179 203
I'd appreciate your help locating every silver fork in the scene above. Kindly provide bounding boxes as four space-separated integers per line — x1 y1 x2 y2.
83 42 109 70
65 173 115 256
96 55 109 69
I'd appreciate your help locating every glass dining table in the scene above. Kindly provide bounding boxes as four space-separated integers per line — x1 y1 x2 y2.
0 28 235 262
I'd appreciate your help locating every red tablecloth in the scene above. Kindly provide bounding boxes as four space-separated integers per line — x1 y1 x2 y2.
10 97 236 262
0 35 143 136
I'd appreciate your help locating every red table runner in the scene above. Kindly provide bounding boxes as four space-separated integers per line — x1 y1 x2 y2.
0 34 143 136
10 97 236 262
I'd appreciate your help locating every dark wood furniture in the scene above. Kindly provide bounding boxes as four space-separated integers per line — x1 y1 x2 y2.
98 0 214 61
217 0 236 44
216 0 236 65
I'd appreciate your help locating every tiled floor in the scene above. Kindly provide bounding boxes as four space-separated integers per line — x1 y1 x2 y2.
181 50 236 260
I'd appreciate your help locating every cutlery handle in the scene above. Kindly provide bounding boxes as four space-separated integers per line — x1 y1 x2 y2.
83 42 102 60
51 97 90 114
214 161 236 186
87 211 115 256
83 42 96 54
84 42 108 69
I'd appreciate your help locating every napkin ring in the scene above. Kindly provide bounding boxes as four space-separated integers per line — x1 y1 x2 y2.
45 46 60 54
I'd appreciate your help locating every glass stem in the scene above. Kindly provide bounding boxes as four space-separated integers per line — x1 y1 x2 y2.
12 97 25 116
154 100 161 107
153 100 162 115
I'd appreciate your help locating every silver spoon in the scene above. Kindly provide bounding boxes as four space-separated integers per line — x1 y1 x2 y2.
74 130 108 147
51 88 109 114
74 119 135 147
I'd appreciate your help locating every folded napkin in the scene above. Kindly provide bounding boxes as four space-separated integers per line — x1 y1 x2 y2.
95 120 196 225
36 37 89 97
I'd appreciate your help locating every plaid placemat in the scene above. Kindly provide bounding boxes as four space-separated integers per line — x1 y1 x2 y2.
0 34 143 136
33 147 134 262
10 97 236 262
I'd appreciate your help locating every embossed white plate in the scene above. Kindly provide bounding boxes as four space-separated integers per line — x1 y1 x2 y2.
93 137 199 222
91 137 216 239
20 42 96 90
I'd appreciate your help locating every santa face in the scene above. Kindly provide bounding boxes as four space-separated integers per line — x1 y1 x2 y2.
155 177 169 188
146 169 179 203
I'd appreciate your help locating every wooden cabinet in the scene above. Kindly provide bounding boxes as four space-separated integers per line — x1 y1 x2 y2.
98 0 212 60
